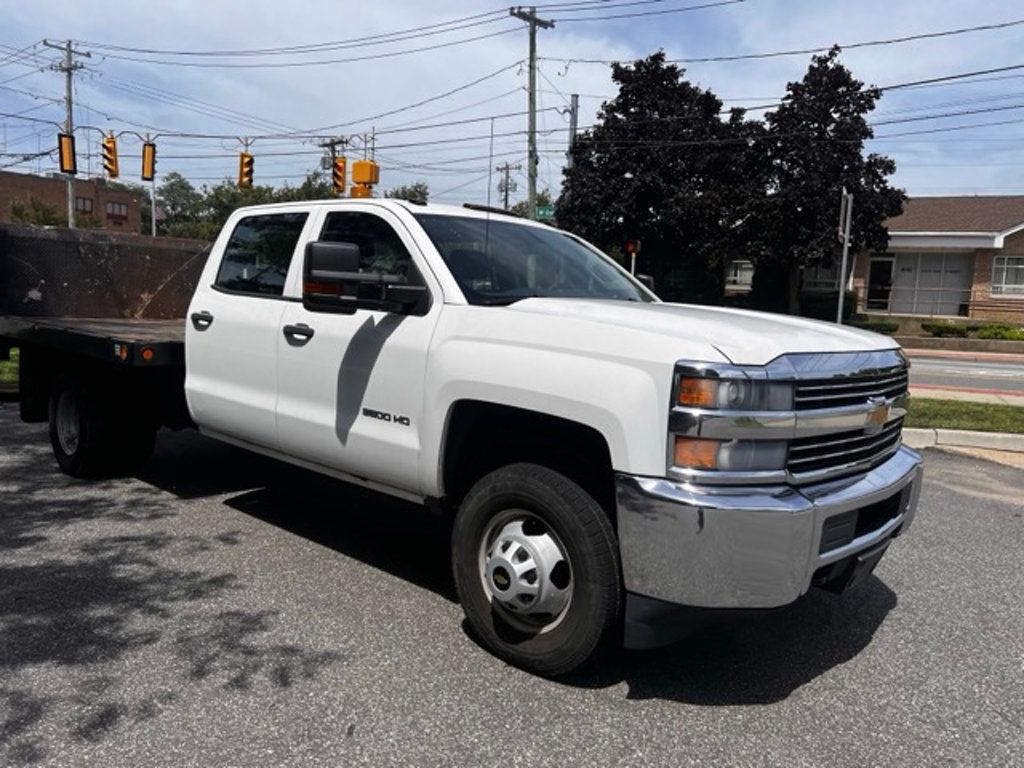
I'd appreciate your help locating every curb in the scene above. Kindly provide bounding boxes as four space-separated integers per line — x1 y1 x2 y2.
903 428 1024 453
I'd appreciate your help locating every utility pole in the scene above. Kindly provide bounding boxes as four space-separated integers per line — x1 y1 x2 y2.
496 162 521 210
43 39 90 229
836 187 854 324
510 6 554 220
566 93 579 170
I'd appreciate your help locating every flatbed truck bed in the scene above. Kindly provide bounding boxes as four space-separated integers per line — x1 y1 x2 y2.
1 315 192 474
0 316 185 368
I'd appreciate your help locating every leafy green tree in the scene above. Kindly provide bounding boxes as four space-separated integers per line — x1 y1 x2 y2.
10 196 66 226
275 171 334 202
750 47 904 314
556 53 767 303
158 172 204 235
510 189 552 219
385 181 429 204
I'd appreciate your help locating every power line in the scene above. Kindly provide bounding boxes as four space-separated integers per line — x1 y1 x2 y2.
77 10 508 57
556 0 746 22
542 16 1024 64
80 27 521 68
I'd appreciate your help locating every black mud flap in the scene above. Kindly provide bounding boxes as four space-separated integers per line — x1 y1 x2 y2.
814 538 891 595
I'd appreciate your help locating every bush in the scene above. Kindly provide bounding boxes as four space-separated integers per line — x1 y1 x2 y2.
921 321 970 338
799 290 857 322
976 324 1024 340
848 319 899 335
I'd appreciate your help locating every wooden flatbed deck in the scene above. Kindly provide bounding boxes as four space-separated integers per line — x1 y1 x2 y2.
0 316 185 367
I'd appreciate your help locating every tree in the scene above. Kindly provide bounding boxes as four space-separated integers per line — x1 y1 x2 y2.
510 189 551 219
158 172 203 235
385 181 429 204
750 47 904 314
555 53 767 303
10 196 66 226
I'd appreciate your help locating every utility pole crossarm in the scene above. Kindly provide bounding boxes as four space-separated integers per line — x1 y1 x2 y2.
510 6 554 221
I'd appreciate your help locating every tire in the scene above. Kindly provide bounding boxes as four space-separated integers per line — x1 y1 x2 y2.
452 463 622 677
48 374 156 478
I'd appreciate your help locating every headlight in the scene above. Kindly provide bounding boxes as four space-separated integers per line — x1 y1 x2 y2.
676 376 792 411
674 436 788 472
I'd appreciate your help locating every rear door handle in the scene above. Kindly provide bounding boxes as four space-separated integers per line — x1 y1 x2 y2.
283 323 315 344
190 311 214 330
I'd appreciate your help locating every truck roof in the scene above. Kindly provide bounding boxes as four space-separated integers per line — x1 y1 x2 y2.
231 198 548 227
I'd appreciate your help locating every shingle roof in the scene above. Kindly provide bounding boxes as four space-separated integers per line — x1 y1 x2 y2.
886 196 1024 233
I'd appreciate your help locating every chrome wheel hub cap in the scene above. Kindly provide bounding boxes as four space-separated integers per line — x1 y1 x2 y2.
481 514 572 630
55 391 80 455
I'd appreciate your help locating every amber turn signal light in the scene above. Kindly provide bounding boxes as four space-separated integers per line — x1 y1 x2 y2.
677 378 717 408
673 437 720 470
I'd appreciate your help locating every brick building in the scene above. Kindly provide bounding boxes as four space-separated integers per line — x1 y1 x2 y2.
852 196 1024 323
0 169 142 232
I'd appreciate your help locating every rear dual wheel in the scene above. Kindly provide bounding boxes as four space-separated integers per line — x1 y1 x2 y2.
48 374 156 478
452 463 622 678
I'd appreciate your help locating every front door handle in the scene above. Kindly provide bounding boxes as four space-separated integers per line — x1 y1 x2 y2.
190 311 214 330
283 323 315 344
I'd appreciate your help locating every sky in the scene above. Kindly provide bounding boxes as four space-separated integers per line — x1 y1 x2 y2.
1 0 1023 207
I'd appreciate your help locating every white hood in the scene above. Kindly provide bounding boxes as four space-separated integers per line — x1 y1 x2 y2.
507 298 897 366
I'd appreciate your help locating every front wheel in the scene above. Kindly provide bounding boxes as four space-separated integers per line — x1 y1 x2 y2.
452 463 622 677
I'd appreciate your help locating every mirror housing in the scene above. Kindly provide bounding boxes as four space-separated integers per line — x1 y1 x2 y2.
302 240 428 315
636 273 656 293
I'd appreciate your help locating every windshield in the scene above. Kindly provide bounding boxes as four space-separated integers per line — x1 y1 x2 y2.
413 214 653 306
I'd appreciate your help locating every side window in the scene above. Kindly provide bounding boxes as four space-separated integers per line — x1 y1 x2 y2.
215 212 308 296
319 211 416 280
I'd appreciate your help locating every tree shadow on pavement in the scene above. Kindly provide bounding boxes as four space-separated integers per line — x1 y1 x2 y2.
0 410 344 765
224 466 456 603
566 575 897 705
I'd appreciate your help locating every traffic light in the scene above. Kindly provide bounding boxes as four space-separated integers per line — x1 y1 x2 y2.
58 133 77 175
141 142 157 181
332 156 347 196
238 151 254 189
102 134 119 179
350 159 379 198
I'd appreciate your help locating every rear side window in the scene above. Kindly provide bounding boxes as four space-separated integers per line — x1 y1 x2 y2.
215 212 308 296
319 211 415 279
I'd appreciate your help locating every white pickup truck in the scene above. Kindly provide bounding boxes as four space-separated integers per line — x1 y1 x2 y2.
1 199 923 676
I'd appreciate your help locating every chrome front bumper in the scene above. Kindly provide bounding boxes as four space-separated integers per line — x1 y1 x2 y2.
616 446 923 609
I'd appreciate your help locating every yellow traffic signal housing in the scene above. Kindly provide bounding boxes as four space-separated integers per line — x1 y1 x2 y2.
332 156 347 196
141 142 157 181
58 133 77 175
102 134 119 179
238 151 254 189
351 159 379 185
349 184 372 199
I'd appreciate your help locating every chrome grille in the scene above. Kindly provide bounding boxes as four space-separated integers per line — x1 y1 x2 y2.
788 418 904 478
794 368 909 411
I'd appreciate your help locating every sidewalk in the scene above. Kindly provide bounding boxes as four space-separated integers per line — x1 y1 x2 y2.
910 385 1024 406
904 348 1024 365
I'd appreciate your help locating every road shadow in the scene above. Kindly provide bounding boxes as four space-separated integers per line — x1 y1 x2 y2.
0 410 344 765
224 464 456 603
563 575 898 705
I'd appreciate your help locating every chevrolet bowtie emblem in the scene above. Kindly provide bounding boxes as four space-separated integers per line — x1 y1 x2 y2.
865 397 890 434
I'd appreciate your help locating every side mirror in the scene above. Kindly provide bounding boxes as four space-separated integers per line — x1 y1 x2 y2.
303 240 428 315
637 273 656 293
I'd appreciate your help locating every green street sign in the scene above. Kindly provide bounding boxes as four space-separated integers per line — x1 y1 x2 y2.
536 204 555 221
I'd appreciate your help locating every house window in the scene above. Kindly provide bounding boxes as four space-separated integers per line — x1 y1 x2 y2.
804 263 840 292
75 196 93 214
105 201 128 219
992 256 1024 296
725 259 754 293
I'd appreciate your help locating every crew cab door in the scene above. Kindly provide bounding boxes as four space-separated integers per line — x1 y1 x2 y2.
185 208 313 450
275 206 441 494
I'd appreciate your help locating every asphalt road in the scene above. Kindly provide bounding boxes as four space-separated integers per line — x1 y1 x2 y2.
1 404 1022 767
909 356 1024 394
